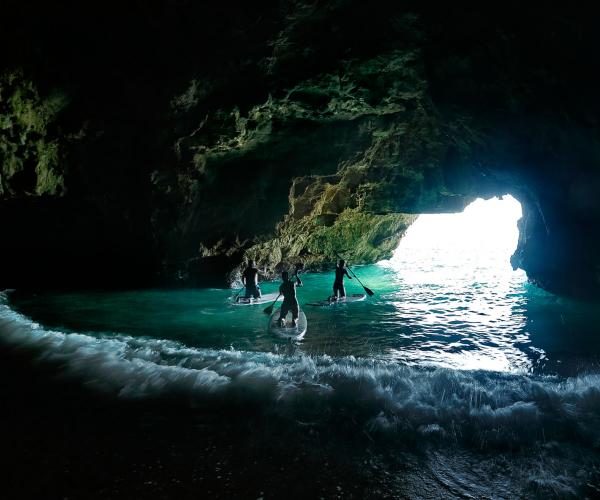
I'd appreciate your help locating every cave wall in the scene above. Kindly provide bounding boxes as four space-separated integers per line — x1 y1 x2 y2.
1 2 599 295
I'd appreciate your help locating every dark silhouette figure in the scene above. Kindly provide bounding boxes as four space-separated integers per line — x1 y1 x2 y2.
278 270 303 326
242 260 261 299
332 259 352 300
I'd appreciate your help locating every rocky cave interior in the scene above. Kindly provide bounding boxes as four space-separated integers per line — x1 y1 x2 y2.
1 1 599 298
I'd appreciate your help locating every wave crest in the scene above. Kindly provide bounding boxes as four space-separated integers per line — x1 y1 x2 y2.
2 292 600 451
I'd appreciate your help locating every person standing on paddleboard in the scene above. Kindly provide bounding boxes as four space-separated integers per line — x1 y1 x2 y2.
278 269 303 327
241 260 262 300
332 259 352 300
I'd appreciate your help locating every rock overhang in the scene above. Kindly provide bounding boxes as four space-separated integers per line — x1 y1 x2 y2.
0 2 599 296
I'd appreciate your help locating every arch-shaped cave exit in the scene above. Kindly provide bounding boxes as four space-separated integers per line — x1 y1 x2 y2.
385 195 524 285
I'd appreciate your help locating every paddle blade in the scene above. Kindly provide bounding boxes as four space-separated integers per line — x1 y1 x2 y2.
363 286 375 296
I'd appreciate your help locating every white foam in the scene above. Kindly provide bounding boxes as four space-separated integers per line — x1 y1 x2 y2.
2 291 600 449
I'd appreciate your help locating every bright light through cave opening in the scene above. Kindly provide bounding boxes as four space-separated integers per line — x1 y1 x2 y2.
385 195 524 284
381 195 528 373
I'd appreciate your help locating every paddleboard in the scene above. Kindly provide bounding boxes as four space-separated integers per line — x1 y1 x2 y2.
268 308 307 339
231 291 280 306
306 293 367 307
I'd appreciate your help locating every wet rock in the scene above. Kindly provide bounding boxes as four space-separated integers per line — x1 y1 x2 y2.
0 3 599 296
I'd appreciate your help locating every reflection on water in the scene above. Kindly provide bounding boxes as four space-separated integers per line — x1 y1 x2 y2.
6 196 600 377
379 195 529 372
4 197 600 498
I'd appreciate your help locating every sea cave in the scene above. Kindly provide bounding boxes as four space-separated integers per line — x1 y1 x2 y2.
1 2 600 498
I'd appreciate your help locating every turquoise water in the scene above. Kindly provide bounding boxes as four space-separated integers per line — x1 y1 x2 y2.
2 197 600 496
5 266 600 377
5 196 599 378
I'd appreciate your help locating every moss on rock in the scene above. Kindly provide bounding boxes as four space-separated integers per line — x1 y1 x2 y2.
0 70 68 198
242 164 416 278
3 3 600 295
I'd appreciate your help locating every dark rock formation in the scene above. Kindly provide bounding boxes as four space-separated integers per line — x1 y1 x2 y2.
1 2 599 295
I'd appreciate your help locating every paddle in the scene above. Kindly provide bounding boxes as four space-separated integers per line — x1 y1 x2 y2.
263 263 303 315
335 252 375 296
233 286 245 302
263 293 281 315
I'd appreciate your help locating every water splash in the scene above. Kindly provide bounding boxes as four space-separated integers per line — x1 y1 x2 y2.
3 291 600 454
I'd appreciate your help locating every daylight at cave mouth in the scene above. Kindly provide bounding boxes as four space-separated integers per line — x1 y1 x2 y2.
2 2 600 499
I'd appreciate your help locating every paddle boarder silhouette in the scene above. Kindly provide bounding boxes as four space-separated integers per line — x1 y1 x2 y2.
278 269 303 326
242 260 261 299
332 259 352 300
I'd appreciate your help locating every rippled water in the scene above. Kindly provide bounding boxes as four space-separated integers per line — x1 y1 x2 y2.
6 266 598 377
2 197 600 496
5 197 599 378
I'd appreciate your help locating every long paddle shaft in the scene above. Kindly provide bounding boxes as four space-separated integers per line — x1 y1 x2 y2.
263 293 281 315
335 252 374 296
346 266 374 296
233 286 245 302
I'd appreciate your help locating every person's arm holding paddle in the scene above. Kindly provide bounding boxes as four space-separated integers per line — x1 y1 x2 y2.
233 284 245 302
264 263 303 315
334 252 374 296
332 259 352 300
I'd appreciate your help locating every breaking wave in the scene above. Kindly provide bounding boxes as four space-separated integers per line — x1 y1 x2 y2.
2 291 600 452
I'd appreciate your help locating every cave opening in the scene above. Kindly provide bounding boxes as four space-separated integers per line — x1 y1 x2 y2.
387 195 525 285
378 195 528 372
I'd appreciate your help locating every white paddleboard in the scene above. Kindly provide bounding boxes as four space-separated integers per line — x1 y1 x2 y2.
306 293 367 307
231 291 280 306
268 308 307 339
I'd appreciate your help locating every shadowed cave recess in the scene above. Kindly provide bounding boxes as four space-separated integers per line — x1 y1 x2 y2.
1 1 600 297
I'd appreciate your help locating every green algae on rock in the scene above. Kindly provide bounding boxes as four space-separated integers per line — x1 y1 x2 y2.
1 3 600 295
0 70 68 198
243 199 415 280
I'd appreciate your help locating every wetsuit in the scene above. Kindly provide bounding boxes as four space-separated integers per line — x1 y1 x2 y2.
279 277 302 323
242 267 261 299
333 266 351 298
